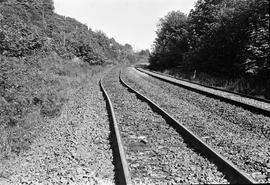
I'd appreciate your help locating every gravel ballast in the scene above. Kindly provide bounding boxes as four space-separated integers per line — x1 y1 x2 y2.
0 69 115 185
123 67 270 183
103 67 229 185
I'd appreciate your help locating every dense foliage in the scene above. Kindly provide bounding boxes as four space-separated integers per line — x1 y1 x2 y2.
0 0 145 64
150 11 189 69
149 0 269 98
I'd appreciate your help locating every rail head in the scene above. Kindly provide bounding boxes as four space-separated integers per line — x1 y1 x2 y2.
136 66 270 104
100 75 132 185
119 70 256 184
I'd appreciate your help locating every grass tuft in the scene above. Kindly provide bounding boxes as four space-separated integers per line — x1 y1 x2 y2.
163 68 269 99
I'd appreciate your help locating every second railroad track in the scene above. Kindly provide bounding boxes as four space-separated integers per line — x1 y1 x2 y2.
136 67 270 117
100 67 256 185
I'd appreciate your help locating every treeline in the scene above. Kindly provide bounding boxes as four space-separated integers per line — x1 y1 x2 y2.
0 0 146 64
149 0 269 98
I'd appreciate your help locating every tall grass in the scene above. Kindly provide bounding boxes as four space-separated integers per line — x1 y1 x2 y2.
0 53 105 159
163 68 269 99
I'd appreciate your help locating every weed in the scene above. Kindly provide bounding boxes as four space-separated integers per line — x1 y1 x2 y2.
163 67 269 99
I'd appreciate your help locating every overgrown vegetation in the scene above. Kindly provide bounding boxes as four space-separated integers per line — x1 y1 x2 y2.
0 54 105 158
0 0 145 64
149 0 269 99
0 0 149 158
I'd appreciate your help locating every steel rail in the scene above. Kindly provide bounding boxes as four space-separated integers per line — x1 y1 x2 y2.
100 74 132 185
136 67 270 117
135 66 270 104
120 70 256 184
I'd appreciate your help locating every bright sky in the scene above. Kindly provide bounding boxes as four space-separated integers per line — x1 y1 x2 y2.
53 0 196 50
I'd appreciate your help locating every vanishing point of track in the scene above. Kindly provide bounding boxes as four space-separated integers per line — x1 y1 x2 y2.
100 67 255 185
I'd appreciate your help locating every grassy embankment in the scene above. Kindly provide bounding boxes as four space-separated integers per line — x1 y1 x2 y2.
159 67 270 100
0 0 149 160
0 54 107 159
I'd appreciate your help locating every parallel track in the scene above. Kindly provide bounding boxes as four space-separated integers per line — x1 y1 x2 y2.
136 67 270 117
119 70 255 184
100 67 256 184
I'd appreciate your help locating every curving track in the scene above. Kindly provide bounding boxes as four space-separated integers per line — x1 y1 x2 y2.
100 67 256 184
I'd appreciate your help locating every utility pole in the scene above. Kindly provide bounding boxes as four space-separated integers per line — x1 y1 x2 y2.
42 7 46 29
63 16 66 47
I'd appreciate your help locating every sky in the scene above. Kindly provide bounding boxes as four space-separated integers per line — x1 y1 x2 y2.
53 0 196 50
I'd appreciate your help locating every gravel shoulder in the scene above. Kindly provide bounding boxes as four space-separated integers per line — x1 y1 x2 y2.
103 67 229 185
0 68 115 185
123 67 270 183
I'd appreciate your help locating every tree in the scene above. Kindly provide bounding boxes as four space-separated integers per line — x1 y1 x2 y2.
149 0 269 97
124 43 133 52
150 11 189 69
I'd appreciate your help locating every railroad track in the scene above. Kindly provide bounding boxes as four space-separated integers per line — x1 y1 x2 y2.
123 67 270 183
135 67 270 117
100 67 256 185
